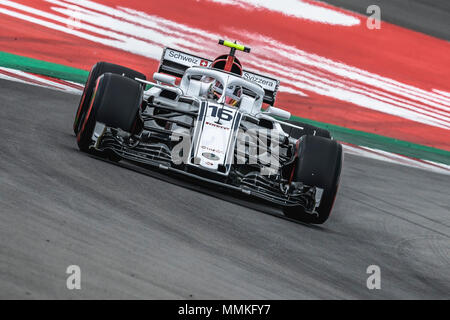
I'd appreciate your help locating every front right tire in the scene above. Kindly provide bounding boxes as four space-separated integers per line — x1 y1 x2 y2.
74 62 146 135
76 73 143 154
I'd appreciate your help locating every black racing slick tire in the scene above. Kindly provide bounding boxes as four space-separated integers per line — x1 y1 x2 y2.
76 73 143 154
74 62 146 135
283 135 343 224
281 120 331 139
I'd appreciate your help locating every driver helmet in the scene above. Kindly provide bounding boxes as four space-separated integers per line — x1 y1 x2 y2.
207 55 243 106
211 55 243 76
208 81 242 107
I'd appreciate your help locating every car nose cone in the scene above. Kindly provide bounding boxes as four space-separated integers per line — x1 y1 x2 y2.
202 152 220 161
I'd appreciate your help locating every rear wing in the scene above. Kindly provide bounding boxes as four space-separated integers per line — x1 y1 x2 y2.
158 47 280 105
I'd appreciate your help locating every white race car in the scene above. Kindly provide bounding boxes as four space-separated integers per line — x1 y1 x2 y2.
73 40 343 224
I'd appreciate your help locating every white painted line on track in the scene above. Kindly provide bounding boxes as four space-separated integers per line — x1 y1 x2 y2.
0 67 82 94
343 144 450 176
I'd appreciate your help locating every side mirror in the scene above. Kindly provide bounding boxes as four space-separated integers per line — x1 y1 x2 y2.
153 72 177 86
263 106 291 120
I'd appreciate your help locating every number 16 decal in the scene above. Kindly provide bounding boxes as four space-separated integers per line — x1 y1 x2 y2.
208 105 233 122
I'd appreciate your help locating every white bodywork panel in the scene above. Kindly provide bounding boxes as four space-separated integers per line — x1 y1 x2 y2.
195 105 238 170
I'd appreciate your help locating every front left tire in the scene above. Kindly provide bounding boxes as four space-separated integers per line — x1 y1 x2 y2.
283 135 343 224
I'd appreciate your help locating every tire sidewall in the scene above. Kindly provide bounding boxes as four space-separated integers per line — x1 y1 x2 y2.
73 62 103 135
76 74 108 152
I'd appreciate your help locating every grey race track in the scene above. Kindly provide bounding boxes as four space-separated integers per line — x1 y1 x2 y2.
322 0 450 40
0 79 449 299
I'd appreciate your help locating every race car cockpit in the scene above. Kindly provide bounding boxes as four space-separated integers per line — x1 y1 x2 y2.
157 40 280 106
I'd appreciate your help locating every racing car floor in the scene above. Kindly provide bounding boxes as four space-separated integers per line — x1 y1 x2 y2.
0 79 449 299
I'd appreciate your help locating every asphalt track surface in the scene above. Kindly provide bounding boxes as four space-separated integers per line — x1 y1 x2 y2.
0 79 449 299
323 0 450 40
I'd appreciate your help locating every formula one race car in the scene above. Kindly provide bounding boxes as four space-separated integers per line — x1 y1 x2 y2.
73 40 343 224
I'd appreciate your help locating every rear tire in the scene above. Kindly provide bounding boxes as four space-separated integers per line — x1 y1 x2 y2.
74 62 146 135
281 120 331 139
76 73 143 155
283 135 342 224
